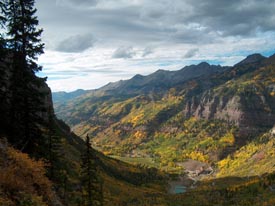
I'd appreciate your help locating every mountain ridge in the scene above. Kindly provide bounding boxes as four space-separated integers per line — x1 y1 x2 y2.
234 53 266 66
54 53 271 101
53 60 229 103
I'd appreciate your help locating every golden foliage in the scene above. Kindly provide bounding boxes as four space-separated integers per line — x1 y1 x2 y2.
217 157 231 170
134 131 146 139
183 151 208 162
219 132 235 146
130 113 144 127
0 142 53 206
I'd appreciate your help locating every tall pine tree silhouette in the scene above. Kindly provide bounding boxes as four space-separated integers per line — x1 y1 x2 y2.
81 135 103 206
5 0 46 154
46 114 62 181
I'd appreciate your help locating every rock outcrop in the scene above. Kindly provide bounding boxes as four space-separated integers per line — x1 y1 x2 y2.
0 57 53 127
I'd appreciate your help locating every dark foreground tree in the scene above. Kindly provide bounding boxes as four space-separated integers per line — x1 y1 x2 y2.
46 115 62 180
81 135 103 206
4 0 46 154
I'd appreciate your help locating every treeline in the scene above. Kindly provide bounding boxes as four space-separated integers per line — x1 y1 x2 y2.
0 0 46 154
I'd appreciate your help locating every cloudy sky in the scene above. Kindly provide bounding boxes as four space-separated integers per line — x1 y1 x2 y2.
36 0 275 92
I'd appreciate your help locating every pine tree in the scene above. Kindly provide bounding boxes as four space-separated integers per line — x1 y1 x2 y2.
46 114 62 181
6 0 44 72
4 0 46 153
81 135 103 206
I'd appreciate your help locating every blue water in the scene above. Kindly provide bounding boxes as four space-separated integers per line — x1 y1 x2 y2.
174 186 186 194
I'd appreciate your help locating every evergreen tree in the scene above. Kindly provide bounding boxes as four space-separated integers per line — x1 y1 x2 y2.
46 114 62 181
6 0 44 72
4 0 46 153
81 135 103 206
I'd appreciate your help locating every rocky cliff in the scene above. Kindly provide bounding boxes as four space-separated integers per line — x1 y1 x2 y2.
0 56 54 134
179 59 275 137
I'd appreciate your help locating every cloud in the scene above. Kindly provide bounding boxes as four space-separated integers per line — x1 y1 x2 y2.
37 0 275 48
183 0 275 37
184 48 199 58
112 46 136 59
55 34 96 53
142 47 153 57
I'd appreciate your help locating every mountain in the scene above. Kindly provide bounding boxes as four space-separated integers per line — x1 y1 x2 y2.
56 62 226 102
234 53 266 66
52 89 88 104
53 62 229 125
97 62 228 96
53 53 275 173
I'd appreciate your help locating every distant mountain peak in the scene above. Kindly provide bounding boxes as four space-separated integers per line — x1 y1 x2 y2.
132 74 144 79
235 53 266 66
155 69 167 73
198 62 210 67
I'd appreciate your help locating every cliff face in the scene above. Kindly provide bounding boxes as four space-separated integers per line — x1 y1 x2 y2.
182 90 275 135
174 56 275 138
0 56 54 129
36 80 54 122
182 94 242 123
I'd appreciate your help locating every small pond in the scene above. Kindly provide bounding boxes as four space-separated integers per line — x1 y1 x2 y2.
173 185 186 194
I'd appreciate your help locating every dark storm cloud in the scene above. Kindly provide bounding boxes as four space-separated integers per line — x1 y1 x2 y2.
184 48 199 58
112 46 136 59
56 34 95 53
36 0 275 48
183 0 275 36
